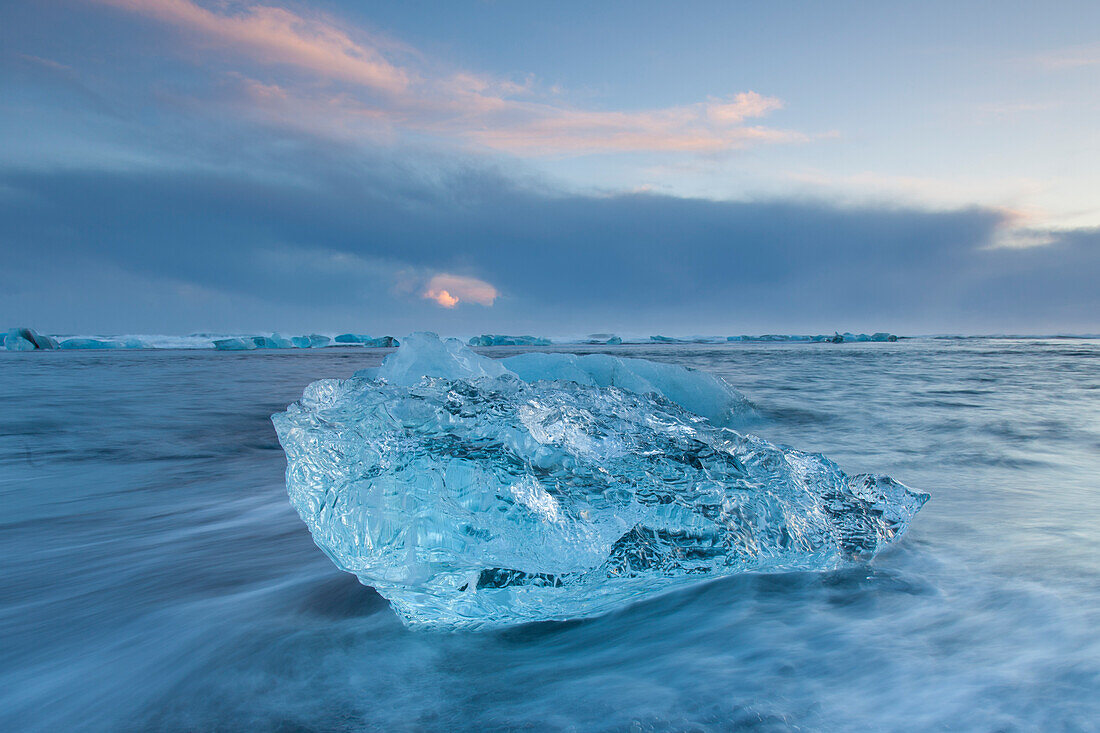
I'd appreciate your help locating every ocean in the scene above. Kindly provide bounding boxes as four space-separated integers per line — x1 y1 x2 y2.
2 339 1098 731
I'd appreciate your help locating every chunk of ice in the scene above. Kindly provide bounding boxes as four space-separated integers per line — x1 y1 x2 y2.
213 338 257 351
275 334 928 630
4 328 57 350
469 335 553 346
60 338 121 349
336 334 398 347
4 332 37 351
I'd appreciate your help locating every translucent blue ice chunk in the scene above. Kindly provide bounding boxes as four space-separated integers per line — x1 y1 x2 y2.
275 334 928 630
577 334 623 345
246 335 288 349
337 334 399 347
362 336 398 348
727 333 897 343
213 338 257 351
59 338 121 349
4 328 57 350
469 335 553 346
335 333 369 344
4 331 37 351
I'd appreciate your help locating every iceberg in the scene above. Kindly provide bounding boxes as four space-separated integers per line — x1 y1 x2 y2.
836 332 898 343
60 338 120 349
4 328 58 350
650 335 726 344
275 333 928 630
4 332 37 351
215 334 299 350
728 334 824 343
291 334 332 349
262 334 295 349
335 333 368 344
727 333 899 343
213 337 257 351
469 335 553 347
335 334 399 347
577 334 623 345
361 336 398 348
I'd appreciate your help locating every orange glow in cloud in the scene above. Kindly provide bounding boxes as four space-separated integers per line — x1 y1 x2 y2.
427 289 459 308
422 274 498 308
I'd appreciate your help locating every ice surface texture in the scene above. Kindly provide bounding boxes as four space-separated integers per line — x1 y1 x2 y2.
273 334 928 630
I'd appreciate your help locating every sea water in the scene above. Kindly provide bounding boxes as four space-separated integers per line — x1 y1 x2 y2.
1 339 1098 730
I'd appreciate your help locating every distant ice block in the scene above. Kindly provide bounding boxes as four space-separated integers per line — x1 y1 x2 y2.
213 338 257 351
577 334 623 345
264 334 295 349
60 338 120 349
335 334 399 347
837 332 898 343
469 335 553 347
275 333 927 630
728 333 898 343
335 333 365 344
4 331 37 351
650 335 725 344
302 334 332 348
4 328 57 350
728 335 823 343
215 334 304 349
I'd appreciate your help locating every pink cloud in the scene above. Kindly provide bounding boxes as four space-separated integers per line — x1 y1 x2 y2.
422 274 498 308
95 0 804 155
98 0 409 93
1035 44 1100 69
463 96 801 154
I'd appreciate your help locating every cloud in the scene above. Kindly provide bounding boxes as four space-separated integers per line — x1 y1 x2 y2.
91 0 802 155
1035 44 1100 70
461 93 803 155
2 153 1097 335
423 274 498 308
97 0 410 92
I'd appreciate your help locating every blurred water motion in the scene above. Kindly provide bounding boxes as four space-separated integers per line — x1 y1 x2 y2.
2 340 1099 730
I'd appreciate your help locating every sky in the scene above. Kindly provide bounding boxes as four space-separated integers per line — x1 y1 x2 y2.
2 0 1098 336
